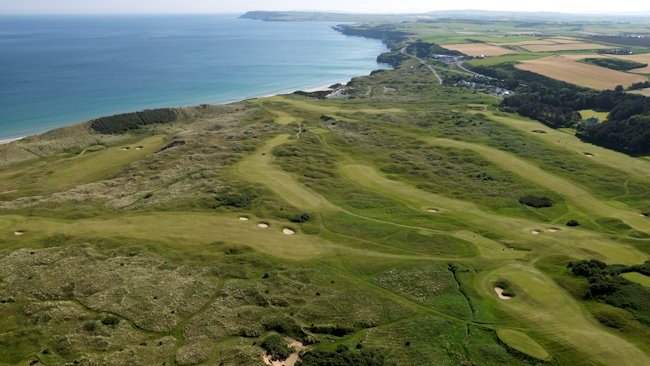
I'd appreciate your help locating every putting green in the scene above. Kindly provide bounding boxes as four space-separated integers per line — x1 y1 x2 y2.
483 264 649 366
496 329 551 361
621 272 650 287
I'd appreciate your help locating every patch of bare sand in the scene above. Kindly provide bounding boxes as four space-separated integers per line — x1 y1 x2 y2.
283 228 295 235
14 231 24 236
531 230 541 235
258 223 269 228
494 287 512 300
427 208 440 213
239 217 249 221
547 228 561 233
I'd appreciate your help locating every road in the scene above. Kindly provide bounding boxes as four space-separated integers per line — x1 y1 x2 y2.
400 47 443 84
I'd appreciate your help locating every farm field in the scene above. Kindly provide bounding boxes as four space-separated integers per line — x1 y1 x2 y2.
441 43 515 56
1 16 650 366
515 55 647 89
518 42 610 52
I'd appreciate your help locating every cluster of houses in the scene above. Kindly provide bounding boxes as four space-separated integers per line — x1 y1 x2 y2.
456 79 513 97
432 54 465 64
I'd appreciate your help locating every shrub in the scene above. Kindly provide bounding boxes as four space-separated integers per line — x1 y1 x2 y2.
260 335 292 361
101 316 120 326
297 345 386 366
518 195 553 208
90 108 178 134
289 213 311 223
566 220 580 227
214 193 257 209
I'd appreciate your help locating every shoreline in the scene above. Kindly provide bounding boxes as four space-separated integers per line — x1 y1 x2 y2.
1 19 389 145
0 137 25 145
0 77 362 145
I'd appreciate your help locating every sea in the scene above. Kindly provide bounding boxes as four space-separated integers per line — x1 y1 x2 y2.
0 14 388 140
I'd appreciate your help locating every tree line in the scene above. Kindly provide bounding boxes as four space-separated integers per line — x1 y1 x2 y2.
468 63 650 155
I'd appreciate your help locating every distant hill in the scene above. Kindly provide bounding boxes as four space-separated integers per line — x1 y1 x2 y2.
241 10 650 23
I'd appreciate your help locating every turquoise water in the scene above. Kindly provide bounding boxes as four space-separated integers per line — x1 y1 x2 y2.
0 15 387 140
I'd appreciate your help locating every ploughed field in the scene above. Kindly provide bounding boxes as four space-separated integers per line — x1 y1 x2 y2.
0 51 649 366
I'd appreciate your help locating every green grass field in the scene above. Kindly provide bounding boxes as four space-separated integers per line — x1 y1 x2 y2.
1 18 649 366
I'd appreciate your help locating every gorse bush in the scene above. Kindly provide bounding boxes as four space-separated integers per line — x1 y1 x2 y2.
297 345 388 366
518 195 554 208
568 260 650 325
260 335 292 361
90 108 178 134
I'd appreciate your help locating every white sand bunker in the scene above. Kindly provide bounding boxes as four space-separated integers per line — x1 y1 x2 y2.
427 208 440 213
584 152 594 158
494 287 512 300
14 231 24 236
283 228 295 235
258 223 269 229
531 230 541 235
239 217 249 221
547 227 561 233
122 147 130 151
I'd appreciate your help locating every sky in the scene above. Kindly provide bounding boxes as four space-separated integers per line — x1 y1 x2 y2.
0 0 645 15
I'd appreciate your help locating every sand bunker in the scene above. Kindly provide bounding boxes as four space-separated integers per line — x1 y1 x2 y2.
122 147 130 151
283 228 295 235
135 146 144 150
547 228 561 233
494 287 512 300
584 152 594 158
258 223 269 229
427 208 440 213
14 231 24 236
532 129 547 134
531 230 541 235
239 217 249 221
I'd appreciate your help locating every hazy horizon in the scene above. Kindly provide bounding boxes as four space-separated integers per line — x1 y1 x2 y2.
0 0 646 16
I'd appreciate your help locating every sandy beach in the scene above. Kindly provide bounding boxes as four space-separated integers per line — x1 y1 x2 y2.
0 137 24 145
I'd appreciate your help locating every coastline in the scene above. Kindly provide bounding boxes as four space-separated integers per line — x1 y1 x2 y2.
0 15 389 144
0 137 24 145
0 77 361 145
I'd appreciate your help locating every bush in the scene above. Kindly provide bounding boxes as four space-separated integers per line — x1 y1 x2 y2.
289 213 311 223
90 108 178 134
566 220 580 227
260 335 292 361
214 193 257 209
297 345 387 366
568 260 650 325
308 325 354 337
101 316 120 326
518 195 553 208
